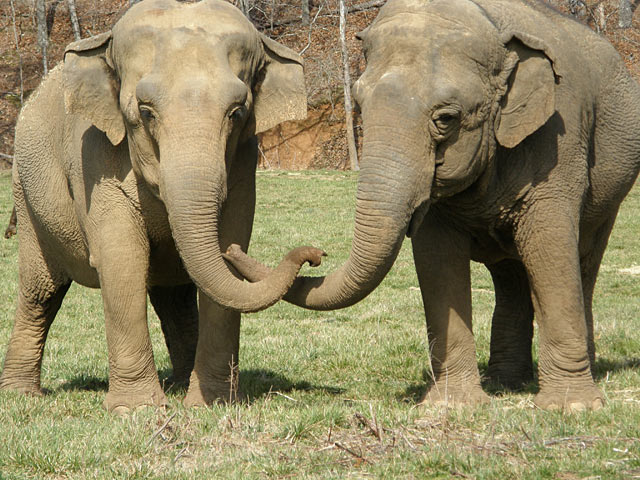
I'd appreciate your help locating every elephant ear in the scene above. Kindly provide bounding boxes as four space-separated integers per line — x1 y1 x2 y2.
495 33 559 149
63 31 125 146
253 34 307 134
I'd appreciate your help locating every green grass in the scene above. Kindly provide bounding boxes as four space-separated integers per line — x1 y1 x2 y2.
0 169 639 479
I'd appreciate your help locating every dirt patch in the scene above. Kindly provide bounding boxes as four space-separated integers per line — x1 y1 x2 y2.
258 103 359 170
619 266 640 275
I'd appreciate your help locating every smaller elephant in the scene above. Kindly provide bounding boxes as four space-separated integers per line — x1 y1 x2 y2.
0 0 325 412
225 0 640 411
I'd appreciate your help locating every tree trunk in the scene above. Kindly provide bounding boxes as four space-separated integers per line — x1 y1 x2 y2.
67 0 81 41
302 0 310 25
9 0 23 106
237 0 249 17
340 0 359 171
36 0 47 76
619 0 633 28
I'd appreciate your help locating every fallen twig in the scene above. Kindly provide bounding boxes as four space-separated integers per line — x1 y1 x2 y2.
147 412 177 446
173 446 190 463
272 391 298 402
334 441 369 463
354 411 382 441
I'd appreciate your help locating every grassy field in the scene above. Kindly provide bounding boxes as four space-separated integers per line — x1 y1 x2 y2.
0 169 638 479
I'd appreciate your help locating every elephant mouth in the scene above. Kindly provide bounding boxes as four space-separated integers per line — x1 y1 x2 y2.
406 199 431 238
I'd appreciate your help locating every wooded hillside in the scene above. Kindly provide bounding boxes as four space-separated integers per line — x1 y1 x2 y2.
1 0 639 170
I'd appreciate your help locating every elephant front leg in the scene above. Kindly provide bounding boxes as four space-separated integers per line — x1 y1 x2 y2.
183 293 241 407
515 210 603 411
486 259 534 389
94 223 166 414
412 215 489 406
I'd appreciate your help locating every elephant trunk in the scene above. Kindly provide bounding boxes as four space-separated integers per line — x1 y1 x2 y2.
226 84 434 310
159 135 323 313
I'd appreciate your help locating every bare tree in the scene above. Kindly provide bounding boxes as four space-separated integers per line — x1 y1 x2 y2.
36 0 48 75
619 0 633 28
9 0 24 106
67 0 82 41
339 0 359 170
237 0 250 16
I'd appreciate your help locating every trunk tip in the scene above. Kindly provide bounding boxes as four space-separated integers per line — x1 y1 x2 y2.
288 246 327 268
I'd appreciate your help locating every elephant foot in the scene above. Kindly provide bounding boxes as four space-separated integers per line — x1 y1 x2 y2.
183 383 245 408
0 378 46 396
104 386 168 415
534 385 604 412
419 383 490 407
486 364 534 391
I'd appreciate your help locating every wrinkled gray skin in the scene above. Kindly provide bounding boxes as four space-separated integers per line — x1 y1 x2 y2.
226 0 640 410
0 0 326 413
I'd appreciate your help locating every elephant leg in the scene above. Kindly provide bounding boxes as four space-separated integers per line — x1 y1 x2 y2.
94 217 166 413
515 207 603 411
486 259 534 389
149 283 198 388
0 216 70 394
412 212 489 406
183 138 256 407
183 296 241 407
580 214 618 372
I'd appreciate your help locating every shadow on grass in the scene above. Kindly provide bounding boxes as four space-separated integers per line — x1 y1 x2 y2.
57 367 345 403
399 357 640 404
592 356 640 380
240 368 345 403
59 375 108 392
398 366 540 404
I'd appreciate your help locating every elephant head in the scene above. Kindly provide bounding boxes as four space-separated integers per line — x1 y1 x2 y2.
224 0 560 309
62 0 323 312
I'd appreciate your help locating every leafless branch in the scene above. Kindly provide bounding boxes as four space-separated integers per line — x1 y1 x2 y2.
67 0 82 41
347 0 386 13
298 4 323 56
36 0 48 75
339 0 359 170
9 0 24 106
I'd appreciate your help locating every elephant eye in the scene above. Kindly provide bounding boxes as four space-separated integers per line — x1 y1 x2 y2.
228 105 246 122
431 108 460 138
139 105 155 122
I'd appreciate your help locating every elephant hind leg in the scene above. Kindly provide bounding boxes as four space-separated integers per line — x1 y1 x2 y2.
515 206 602 411
580 213 618 373
0 216 71 394
149 283 198 389
486 259 534 390
183 294 242 407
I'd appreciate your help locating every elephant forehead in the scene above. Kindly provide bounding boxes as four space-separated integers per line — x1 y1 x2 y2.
113 0 256 50
376 0 496 27
367 0 502 68
366 21 499 80
111 12 261 84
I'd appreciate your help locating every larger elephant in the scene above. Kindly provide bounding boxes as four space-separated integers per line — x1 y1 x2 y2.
0 0 325 412
225 0 640 410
